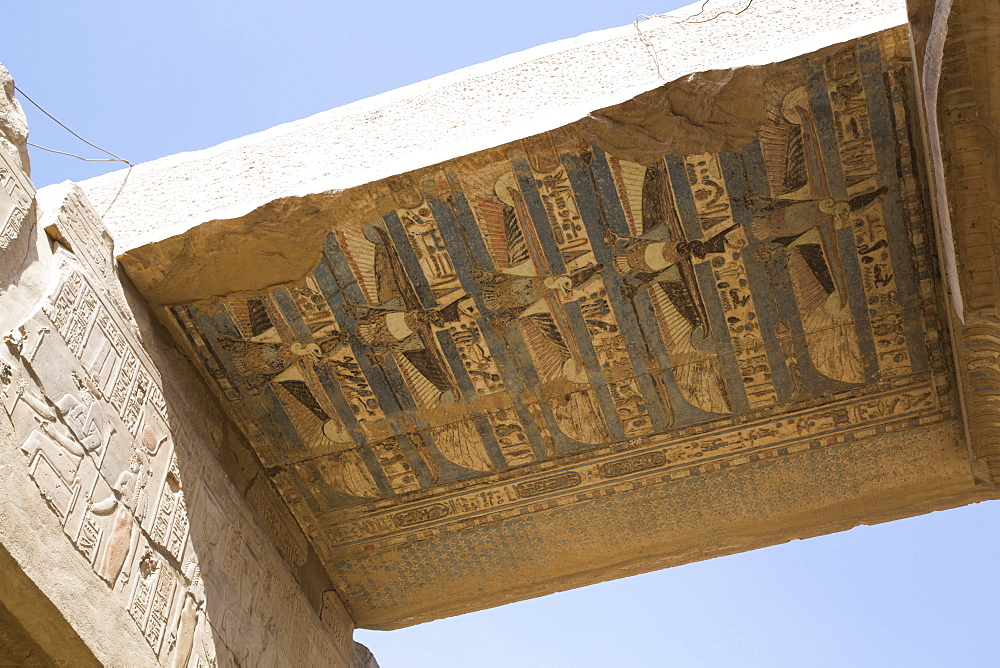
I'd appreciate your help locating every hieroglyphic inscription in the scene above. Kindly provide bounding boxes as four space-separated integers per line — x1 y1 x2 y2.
2 172 353 668
246 479 307 568
513 471 582 498
323 383 942 554
392 503 450 528
0 144 32 252
145 31 951 620
824 45 911 377
598 452 667 478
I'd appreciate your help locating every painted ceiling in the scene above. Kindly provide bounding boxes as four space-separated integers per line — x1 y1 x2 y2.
164 29 953 592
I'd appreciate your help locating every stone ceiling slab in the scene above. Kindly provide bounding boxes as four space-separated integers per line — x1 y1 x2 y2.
71 21 996 628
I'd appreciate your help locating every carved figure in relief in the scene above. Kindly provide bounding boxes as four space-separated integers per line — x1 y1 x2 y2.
751 85 890 384
479 269 596 322
221 296 348 386
604 161 734 414
224 295 355 448
170 588 200 668
88 486 132 584
355 293 480 386
607 159 674 240
129 550 160 627
112 444 152 522
271 366 354 448
54 374 113 455
608 159 740 288
83 457 142 586
3 367 89 496
343 222 460 409
472 174 602 389
431 419 493 472
474 173 603 320
86 426 165 584
318 449 380 499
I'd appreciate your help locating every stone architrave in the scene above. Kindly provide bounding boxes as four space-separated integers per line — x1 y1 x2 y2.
5 0 1000 654
66 10 997 630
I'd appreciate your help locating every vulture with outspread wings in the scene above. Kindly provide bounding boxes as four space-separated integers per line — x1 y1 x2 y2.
343 223 459 409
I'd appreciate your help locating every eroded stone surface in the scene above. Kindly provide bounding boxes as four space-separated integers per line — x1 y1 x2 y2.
77 0 909 254
914 0 1000 482
0 63 29 176
0 127 35 298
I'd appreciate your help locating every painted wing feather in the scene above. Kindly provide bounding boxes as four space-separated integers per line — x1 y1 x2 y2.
609 157 646 237
786 234 864 383
400 347 453 395
641 165 668 236
503 204 531 268
323 451 379 499
648 280 731 414
372 228 407 307
432 420 492 472
395 351 444 409
276 379 329 422
475 196 514 269
520 312 571 383
336 228 378 305
247 298 274 338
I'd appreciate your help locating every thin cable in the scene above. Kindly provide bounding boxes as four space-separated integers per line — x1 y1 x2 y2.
634 14 666 80
27 142 125 163
103 165 133 218
635 0 757 80
681 0 714 22
14 85 132 165
684 0 756 24
14 85 134 218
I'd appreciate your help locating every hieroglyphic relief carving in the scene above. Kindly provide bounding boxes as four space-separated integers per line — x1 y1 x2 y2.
323 381 943 556
0 159 34 251
1 262 212 664
926 0 1000 480
2 188 353 666
156 29 950 567
245 477 307 568
44 185 136 327
823 48 910 378
0 145 31 252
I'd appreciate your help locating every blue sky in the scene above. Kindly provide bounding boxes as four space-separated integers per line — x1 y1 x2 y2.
6 2 999 666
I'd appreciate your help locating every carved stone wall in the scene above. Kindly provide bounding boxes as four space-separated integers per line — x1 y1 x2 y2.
0 63 29 177
0 78 361 665
911 0 1000 482
0 104 34 300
